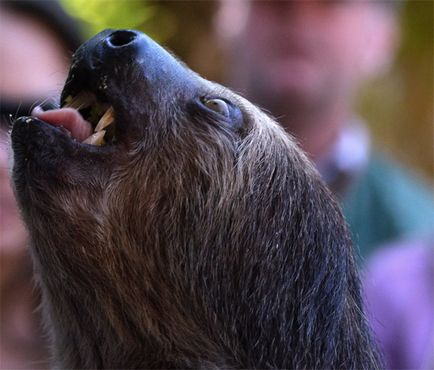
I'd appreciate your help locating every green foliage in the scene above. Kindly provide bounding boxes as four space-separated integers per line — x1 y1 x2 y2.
60 0 162 41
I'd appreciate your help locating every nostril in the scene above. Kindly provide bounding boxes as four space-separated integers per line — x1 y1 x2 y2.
107 30 137 48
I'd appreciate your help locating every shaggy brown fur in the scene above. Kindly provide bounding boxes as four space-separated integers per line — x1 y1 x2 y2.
11 30 382 369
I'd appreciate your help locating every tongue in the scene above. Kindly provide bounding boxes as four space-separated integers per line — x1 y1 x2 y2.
31 106 93 141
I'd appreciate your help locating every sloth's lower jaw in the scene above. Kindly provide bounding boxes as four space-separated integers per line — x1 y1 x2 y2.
31 91 116 146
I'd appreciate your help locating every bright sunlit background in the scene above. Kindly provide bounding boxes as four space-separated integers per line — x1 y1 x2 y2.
61 0 433 181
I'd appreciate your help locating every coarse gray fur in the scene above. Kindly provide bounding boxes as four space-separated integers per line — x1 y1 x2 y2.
11 30 382 369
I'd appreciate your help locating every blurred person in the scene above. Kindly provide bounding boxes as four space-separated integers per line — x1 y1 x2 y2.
216 0 433 259
364 236 434 369
0 1 83 367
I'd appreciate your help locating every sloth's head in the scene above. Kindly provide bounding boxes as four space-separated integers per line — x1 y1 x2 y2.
11 30 377 369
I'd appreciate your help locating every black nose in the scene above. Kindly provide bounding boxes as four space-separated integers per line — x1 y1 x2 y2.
106 30 138 48
62 28 195 107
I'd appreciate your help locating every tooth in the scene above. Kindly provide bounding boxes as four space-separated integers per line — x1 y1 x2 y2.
64 91 95 109
89 103 104 122
83 130 106 146
94 106 115 132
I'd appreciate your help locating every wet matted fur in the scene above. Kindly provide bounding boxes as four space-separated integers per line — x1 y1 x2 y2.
11 30 382 369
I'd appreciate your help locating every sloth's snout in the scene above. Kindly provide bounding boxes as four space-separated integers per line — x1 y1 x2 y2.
96 29 147 64
105 30 138 49
76 28 190 87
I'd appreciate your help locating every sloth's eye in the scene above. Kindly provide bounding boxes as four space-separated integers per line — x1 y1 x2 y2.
196 96 244 132
202 98 230 117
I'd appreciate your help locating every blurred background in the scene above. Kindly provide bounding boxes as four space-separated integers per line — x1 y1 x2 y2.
0 0 432 369
60 0 433 180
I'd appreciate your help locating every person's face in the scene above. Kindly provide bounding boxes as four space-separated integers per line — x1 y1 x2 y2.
0 9 69 100
231 0 396 117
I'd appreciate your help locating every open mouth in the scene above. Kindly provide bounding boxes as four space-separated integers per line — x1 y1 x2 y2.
31 90 116 146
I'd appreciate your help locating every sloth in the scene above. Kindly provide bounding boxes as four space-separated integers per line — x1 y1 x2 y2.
11 30 382 369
